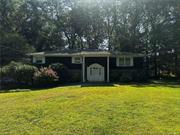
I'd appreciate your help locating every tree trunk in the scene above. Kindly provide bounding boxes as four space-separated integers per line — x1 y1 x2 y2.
145 50 149 78
154 52 158 79
174 52 178 77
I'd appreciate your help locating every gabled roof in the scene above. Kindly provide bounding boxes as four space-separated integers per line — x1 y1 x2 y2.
28 50 145 57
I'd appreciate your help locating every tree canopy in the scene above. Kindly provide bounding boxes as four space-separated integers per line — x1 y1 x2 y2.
0 0 180 77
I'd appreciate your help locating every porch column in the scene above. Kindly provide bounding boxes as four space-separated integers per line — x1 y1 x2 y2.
82 56 85 82
107 56 109 82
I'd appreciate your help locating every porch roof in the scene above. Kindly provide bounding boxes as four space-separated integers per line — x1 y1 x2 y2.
28 50 145 57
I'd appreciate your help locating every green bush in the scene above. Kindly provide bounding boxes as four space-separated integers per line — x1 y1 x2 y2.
119 72 133 83
177 67 180 79
15 64 38 84
33 67 59 86
132 70 148 82
50 63 69 83
70 70 81 83
0 61 19 79
110 70 148 83
110 71 122 82
0 61 37 85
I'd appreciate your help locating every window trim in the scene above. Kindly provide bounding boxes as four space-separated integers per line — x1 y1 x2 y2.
72 56 82 64
116 56 133 67
33 56 45 64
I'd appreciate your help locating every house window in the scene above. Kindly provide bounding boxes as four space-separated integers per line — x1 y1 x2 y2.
119 57 124 66
117 57 133 67
125 57 131 65
72 57 82 64
33 56 45 64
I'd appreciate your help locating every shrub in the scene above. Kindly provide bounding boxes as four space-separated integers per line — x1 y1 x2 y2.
0 61 37 85
177 67 180 79
110 71 122 82
132 70 148 82
0 61 19 79
50 63 69 83
69 70 81 83
119 72 133 83
109 70 148 83
33 67 59 87
15 64 38 85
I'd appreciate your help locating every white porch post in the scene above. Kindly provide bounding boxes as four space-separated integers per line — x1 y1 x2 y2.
82 56 85 82
107 56 109 82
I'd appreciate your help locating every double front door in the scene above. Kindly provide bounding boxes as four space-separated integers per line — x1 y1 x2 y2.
87 63 104 82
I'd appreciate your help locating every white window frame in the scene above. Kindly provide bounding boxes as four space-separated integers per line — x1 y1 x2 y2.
33 56 45 64
72 56 82 64
116 56 133 67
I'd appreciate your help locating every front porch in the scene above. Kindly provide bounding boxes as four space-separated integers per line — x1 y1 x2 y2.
82 56 110 83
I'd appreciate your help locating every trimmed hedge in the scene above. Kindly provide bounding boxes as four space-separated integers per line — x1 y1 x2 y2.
0 61 37 86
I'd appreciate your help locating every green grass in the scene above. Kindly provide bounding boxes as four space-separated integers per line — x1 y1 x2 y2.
0 84 179 135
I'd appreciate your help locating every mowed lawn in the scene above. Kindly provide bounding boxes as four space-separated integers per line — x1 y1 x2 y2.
0 84 180 135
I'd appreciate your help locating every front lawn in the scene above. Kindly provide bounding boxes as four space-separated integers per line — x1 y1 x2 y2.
0 84 179 135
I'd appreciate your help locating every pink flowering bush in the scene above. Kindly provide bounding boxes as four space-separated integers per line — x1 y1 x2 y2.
33 67 59 86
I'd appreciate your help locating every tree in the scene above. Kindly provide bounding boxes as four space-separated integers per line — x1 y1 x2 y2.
0 0 180 78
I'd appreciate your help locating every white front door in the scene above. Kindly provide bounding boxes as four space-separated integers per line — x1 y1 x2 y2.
87 63 104 82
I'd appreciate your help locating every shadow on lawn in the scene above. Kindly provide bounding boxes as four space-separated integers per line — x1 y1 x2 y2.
0 83 114 93
129 80 180 88
0 83 82 94
0 86 52 94
0 83 115 93
81 83 114 87
0 80 179 94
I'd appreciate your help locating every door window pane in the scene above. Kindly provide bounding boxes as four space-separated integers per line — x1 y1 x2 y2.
118 57 133 66
119 57 124 66
35 57 43 64
72 57 82 64
125 57 131 66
